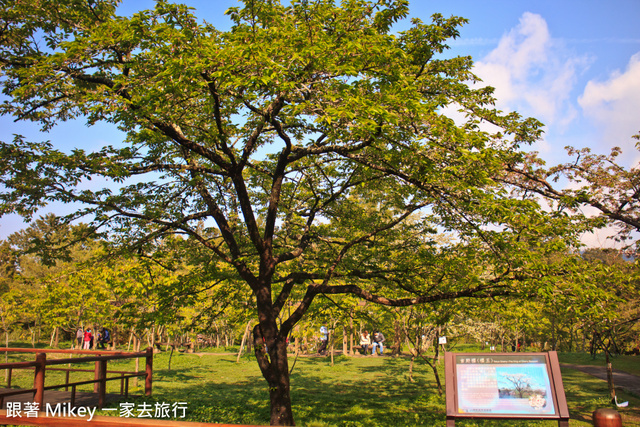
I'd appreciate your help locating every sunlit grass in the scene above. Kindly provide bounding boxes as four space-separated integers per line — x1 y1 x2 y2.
3 347 639 426
558 352 640 376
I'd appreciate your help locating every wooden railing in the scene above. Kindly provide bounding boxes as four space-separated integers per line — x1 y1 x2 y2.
0 347 153 409
0 410 264 427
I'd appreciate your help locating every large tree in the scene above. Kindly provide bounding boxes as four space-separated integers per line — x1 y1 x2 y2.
0 0 580 424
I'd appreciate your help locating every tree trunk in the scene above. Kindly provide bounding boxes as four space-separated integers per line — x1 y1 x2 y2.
150 325 156 350
168 346 174 371
237 320 252 363
605 349 616 402
432 336 443 394
342 326 348 355
127 328 134 352
49 327 56 348
568 327 574 352
330 329 335 366
253 325 295 426
110 322 116 350
349 316 354 355
390 319 402 356
293 330 300 355
408 354 415 382
134 335 140 388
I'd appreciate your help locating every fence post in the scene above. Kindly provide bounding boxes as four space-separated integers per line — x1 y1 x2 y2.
33 352 46 409
98 359 107 409
71 384 76 407
145 347 153 396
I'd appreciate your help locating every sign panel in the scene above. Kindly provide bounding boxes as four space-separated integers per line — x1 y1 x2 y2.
444 352 570 426
455 354 555 415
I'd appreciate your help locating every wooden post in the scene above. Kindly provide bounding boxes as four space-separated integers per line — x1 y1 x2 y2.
65 370 70 391
71 385 76 407
94 361 100 393
97 359 107 409
33 352 46 408
144 347 153 396
548 351 570 426
444 352 455 426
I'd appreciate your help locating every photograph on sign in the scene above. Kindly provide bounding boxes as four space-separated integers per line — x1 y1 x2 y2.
454 354 557 416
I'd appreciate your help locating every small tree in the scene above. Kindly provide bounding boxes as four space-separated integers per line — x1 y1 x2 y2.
500 373 532 398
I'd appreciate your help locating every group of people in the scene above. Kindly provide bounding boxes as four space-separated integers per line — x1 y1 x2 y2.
360 330 385 355
76 327 111 350
316 326 385 356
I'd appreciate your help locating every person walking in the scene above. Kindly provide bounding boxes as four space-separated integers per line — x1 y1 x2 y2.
371 330 385 355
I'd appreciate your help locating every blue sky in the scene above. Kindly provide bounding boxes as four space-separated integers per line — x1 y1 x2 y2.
1 0 639 245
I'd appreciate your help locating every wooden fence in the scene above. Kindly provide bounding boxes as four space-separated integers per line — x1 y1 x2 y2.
0 347 153 409
0 410 265 427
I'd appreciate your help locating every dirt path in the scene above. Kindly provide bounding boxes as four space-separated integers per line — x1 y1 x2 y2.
562 363 640 397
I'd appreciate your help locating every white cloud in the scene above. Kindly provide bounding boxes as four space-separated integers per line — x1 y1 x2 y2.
456 13 639 249
580 227 624 249
578 53 640 164
472 12 588 129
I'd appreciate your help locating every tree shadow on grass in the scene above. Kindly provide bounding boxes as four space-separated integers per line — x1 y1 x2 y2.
560 367 640 426
97 355 446 426
99 355 578 427
287 356 446 426
102 365 271 425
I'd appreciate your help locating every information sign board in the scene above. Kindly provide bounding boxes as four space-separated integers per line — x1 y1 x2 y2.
445 352 569 427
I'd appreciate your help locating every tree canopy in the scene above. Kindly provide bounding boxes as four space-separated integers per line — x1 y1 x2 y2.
503 141 640 248
0 0 596 424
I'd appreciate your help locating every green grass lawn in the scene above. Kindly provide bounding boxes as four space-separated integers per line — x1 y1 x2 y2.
3 348 639 426
557 351 640 376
